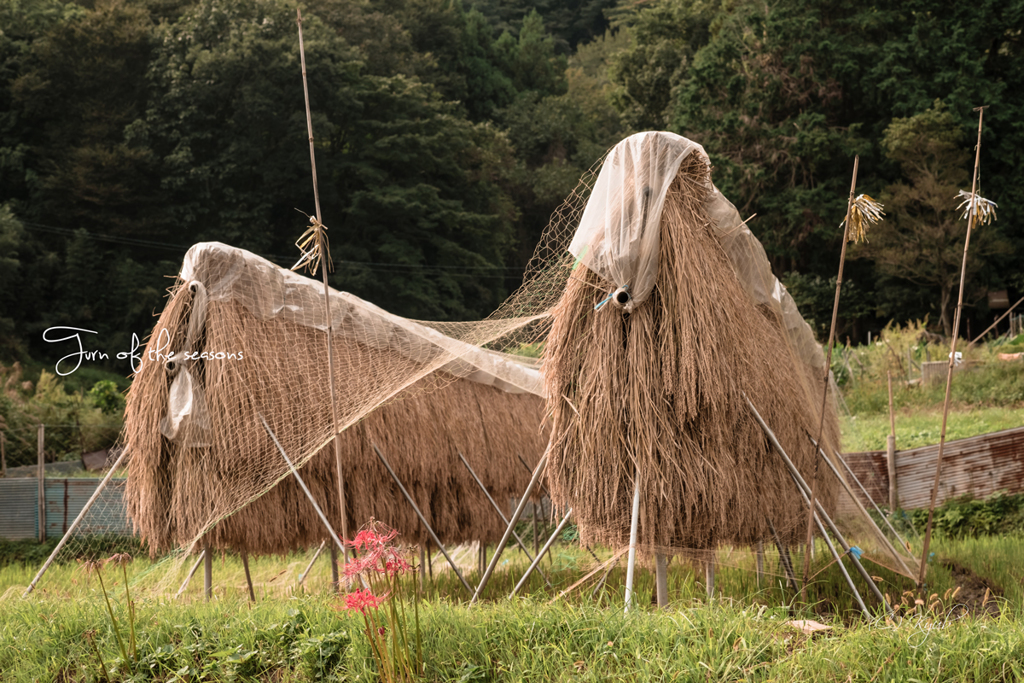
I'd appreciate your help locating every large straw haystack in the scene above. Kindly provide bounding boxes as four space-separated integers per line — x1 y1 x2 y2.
544 132 841 552
124 243 546 556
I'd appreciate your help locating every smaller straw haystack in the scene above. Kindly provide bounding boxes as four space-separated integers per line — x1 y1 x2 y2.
544 132 841 553
124 243 547 556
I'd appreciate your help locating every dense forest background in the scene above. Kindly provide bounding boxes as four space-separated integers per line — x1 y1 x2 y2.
1 0 1022 374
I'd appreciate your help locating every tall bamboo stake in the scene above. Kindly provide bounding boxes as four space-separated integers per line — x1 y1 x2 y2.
802 156 859 599
918 106 987 588
296 10 348 568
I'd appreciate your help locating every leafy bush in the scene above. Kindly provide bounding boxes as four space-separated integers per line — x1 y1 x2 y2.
911 492 1024 539
0 362 123 467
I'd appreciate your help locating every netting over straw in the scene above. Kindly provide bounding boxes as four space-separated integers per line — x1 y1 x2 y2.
123 243 548 557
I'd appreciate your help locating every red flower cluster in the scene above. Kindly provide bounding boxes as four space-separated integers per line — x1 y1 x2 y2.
342 522 411 578
340 588 388 614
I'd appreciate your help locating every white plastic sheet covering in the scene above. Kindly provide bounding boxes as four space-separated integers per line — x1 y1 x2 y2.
569 132 706 311
570 131 826 374
177 242 543 396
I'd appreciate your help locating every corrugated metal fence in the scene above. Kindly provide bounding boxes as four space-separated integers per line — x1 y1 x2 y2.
0 478 129 541
842 426 1024 512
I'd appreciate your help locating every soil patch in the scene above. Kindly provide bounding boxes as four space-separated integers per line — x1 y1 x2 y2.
942 559 1002 618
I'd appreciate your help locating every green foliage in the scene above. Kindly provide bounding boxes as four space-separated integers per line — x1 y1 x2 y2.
912 492 1024 539
0 362 122 467
87 380 125 415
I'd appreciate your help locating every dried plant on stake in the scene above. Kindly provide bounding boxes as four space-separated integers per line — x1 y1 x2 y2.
802 162 886 598
295 8 349 568
918 106 993 588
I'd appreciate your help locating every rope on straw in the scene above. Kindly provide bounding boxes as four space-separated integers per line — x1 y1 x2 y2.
296 9 349 564
918 106 991 590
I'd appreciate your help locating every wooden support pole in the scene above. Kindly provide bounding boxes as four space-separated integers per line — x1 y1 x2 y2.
241 552 255 603
330 544 339 592
705 556 716 599
23 446 130 597
755 542 765 589
624 475 642 615
204 544 213 601
1 431 7 477
426 540 433 580
175 551 205 599
655 554 669 608
969 295 1024 347
419 546 426 589
804 156 860 600
37 424 45 542
887 371 898 510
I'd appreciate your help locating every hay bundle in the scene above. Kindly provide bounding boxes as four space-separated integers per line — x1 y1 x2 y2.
543 133 840 552
124 243 546 556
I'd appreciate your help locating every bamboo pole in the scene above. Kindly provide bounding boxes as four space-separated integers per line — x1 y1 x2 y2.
887 371 898 510
705 556 716 600
37 424 45 542
969 295 1024 347
370 442 473 596
23 446 130 596
755 542 764 589
241 552 255 602
296 8 348 571
623 475 642 615
803 156 860 599
457 452 551 586
204 544 213 601
656 554 669 607
176 550 206 599
471 453 549 605
919 106 987 589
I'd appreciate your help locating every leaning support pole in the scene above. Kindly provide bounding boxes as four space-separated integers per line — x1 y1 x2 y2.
260 414 348 556
623 475 642 615
746 396 890 615
23 446 130 597
790 470 871 619
175 550 206 599
241 552 256 602
919 106 987 589
806 436 915 577
510 507 572 597
471 453 548 605
371 443 473 596
299 540 327 585
457 452 552 587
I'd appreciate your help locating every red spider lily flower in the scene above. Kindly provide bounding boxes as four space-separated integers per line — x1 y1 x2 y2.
338 588 389 615
346 527 399 552
342 554 377 578
381 552 412 577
